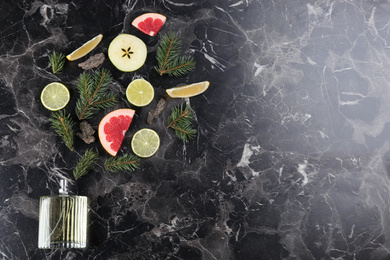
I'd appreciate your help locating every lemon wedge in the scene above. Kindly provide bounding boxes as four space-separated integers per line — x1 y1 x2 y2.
66 34 103 61
166 81 210 98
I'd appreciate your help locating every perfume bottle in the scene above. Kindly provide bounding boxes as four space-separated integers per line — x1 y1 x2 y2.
38 179 88 249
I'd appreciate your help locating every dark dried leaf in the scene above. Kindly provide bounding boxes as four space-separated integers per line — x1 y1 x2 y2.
76 121 95 144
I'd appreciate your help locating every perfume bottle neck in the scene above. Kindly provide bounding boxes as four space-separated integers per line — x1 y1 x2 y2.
59 179 69 195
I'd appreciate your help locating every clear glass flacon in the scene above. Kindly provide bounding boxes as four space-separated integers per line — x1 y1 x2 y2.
38 179 88 249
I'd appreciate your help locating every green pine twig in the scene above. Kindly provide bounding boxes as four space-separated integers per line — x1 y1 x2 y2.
49 51 66 74
167 103 197 142
75 68 117 120
155 32 196 77
49 110 75 151
73 149 99 180
104 154 140 173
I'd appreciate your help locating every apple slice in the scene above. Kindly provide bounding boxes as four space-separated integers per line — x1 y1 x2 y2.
108 34 147 72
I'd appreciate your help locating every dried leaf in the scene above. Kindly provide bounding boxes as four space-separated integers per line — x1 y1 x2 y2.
78 53 105 70
147 98 167 124
76 121 95 144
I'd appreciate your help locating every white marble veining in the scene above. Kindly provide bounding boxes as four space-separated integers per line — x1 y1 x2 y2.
2 0 390 259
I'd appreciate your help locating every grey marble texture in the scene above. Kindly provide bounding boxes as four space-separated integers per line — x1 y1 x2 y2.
2 0 390 259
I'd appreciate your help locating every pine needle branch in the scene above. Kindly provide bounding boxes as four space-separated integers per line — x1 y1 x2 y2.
73 149 99 180
49 51 66 74
104 154 140 173
75 68 117 120
155 32 196 77
49 110 75 151
167 104 197 142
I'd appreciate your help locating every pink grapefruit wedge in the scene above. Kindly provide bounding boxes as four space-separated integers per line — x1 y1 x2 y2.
98 109 135 156
132 13 166 36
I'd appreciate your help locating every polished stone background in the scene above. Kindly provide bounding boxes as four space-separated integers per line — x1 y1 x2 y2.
2 0 390 259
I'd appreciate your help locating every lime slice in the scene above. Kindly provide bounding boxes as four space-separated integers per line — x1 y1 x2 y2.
40 82 70 111
131 128 160 158
126 79 154 107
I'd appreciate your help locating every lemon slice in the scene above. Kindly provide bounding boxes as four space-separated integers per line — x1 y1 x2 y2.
131 128 160 158
126 79 154 107
166 81 210 98
66 34 103 61
40 82 70 111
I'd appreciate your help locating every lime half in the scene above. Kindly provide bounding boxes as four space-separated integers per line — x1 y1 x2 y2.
40 82 70 111
126 78 154 107
131 128 160 158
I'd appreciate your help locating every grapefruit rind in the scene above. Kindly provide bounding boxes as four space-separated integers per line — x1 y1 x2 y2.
132 13 166 36
98 109 135 156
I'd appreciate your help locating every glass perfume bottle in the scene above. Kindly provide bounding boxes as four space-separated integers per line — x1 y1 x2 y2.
38 179 88 249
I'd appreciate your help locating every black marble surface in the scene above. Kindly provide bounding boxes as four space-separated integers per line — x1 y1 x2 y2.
2 0 390 259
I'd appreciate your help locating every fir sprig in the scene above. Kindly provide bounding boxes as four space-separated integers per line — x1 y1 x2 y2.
73 149 99 180
167 104 197 142
49 51 66 74
75 68 117 120
49 110 75 151
155 32 196 77
104 154 140 173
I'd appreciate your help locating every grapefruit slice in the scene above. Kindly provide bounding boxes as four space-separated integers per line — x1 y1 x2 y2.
132 13 166 36
98 109 135 156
